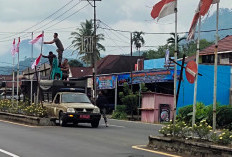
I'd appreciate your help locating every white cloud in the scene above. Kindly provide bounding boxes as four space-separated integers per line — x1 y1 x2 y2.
0 0 231 58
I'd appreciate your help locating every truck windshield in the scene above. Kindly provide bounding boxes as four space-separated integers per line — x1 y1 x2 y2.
62 93 91 103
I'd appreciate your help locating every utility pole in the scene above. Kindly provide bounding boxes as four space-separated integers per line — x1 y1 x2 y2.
93 0 97 105
213 2 220 131
173 2 178 124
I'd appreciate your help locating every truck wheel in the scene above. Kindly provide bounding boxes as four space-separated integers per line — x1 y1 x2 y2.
91 120 99 128
59 112 67 127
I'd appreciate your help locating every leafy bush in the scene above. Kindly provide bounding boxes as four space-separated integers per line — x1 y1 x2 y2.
112 111 127 120
217 129 232 145
192 120 212 140
112 105 127 120
0 99 47 117
177 103 232 130
159 121 191 138
216 106 232 130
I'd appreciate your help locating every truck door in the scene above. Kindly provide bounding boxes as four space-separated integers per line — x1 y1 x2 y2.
52 94 61 117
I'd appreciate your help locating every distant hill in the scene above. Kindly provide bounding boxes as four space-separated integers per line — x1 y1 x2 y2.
194 8 232 41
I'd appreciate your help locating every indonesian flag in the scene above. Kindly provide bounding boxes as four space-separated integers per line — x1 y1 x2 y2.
200 0 220 16
187 12 200 41
31 54 42 69
15 37 20 53
151 0 176 21
29 33 43 44
11 39 16 56
187 0 219 40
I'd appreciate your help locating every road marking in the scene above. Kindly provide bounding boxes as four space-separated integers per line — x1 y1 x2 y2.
110 119 163 126
132 145 182 157
0 148 20 157
0 119 41 128
100 124 125 128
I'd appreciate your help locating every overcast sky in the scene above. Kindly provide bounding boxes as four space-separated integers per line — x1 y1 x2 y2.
0 0 231 60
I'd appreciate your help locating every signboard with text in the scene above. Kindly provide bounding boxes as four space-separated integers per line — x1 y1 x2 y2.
96 75 116 90
117 70 179 86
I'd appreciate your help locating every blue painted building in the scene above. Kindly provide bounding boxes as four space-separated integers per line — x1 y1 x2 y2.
177 64 232 109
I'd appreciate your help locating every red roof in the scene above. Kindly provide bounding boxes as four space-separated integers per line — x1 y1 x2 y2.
96 55 143 74
200 35 232 55
70 67 92 78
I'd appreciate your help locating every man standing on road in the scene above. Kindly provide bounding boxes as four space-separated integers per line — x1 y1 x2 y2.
96 91 108 127
44 33 64 67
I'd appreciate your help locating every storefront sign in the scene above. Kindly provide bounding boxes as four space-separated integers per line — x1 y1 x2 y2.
96 75 116 90
117 70 178 86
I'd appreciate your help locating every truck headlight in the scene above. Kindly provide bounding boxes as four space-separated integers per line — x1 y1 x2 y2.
93 107 100 113
67 108 75 113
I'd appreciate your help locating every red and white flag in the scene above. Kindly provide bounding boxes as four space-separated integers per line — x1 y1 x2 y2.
31 54 42 69
11 39 16 56
16 37 20 53
29 33 44 44
151 0 176 21
187 0 219 40
200 0 220 16
187 12 200 40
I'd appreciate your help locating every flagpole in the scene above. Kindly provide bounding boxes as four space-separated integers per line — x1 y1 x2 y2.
192 15 201 127
36 31 44 104
213 2 219 131
16 37 20 107
12 55 15 104
31 32 33 104
173 0 178 124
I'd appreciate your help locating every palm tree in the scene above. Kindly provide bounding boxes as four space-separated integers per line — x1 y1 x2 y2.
132 31 145 56
167 32 186 54
70 20 105 66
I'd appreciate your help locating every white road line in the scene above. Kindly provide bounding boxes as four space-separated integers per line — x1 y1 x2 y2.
0 148 20 157
100 124 125 128
109 119 163 126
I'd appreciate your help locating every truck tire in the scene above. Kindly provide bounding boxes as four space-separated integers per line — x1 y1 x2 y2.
59 112 67 127
91 120 99 128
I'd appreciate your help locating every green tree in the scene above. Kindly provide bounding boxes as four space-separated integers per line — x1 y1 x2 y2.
132 31 145 56
167 33 186 57
182 39 213 56
119 83 138 118
68 59 83 67
70 19 105 65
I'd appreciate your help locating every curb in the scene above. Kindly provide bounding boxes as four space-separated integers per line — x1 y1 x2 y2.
0 111 55 126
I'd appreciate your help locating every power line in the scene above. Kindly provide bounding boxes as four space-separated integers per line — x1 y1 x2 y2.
32 0 82 33
43 3 90 31
0 0 75 42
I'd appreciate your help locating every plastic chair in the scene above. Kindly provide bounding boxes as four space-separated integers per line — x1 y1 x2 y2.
50 57 62 80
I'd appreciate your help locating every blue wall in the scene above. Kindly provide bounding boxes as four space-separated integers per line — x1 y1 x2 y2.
177 64 231 109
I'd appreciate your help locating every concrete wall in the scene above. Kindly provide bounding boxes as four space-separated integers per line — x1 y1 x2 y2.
177 64 231 109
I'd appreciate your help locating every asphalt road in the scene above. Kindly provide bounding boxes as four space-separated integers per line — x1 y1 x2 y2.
0 119 178 157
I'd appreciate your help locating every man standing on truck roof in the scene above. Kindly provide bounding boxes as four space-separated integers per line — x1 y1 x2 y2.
42 51 56 66
44 33 64 67
61 59 70 80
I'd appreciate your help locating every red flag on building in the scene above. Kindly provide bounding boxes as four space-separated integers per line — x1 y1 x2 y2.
151 0 176 21
31 54 42 69
11 38 16 56
29 33 43 44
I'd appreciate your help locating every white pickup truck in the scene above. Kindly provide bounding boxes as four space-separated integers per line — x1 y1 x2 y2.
43 92 101 127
